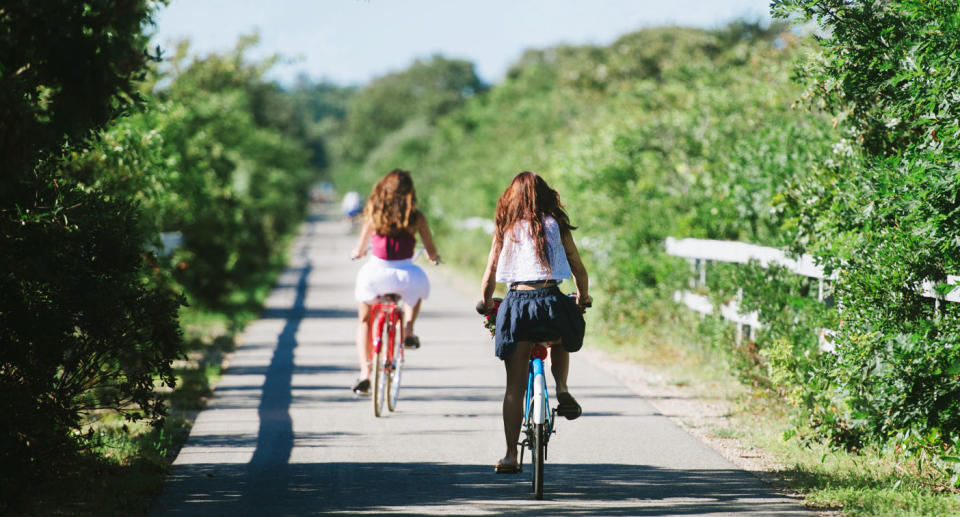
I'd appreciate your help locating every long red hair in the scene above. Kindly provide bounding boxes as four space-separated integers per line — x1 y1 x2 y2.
494 172 574 273
365 169 419 236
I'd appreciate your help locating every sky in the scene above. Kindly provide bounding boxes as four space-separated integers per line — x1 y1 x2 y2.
152 0 774 86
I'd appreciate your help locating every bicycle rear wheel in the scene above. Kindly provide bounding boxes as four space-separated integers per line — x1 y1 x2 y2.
531 423 545 499
387 315 404 411
372 311 388 417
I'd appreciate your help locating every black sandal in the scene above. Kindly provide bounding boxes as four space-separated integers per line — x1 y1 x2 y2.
352 378 370 396
495 461 521 474
403 335 420 349
556 391 582 420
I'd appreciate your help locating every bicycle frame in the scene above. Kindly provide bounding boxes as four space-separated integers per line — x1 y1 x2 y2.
519 344 554 499
370 301 402 357
523 347 553 429
370 296 405 416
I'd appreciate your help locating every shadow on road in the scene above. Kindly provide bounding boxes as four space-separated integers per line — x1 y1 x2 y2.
157 461 806 516
259 307 357 319
242 259 310 507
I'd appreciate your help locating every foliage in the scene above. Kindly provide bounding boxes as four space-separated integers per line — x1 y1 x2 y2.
327 5 960 487
329 22 833 336
1 6 321 514
71 36 318 308
155 37 316 307
0 0 159 182
285 75 356 169
771 0 960 476
324 23 842 464
0 0 183 509
324 10 955 491
335 55 485 169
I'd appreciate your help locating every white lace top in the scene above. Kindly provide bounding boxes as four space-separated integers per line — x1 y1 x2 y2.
495 216 572 283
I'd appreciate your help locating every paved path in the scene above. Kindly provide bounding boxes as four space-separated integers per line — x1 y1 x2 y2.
150 213 812 516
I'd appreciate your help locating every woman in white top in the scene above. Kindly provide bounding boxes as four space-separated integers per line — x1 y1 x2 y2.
478 171 592 473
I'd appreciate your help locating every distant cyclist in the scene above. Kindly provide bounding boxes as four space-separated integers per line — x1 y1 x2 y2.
477 171 591 473
341 190 363 226
350 169 441 395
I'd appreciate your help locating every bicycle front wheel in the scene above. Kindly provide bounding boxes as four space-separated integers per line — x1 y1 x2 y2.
387 316 404 412
372 312 388 417
532 423 545 499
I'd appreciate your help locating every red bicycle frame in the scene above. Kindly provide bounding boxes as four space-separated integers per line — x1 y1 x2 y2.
370 299 403 361
369 295 406 416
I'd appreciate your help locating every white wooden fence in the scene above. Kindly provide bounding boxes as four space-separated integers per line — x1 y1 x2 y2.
664 237 960 350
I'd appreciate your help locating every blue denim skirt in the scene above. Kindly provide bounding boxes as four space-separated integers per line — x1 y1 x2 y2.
494 286 585 360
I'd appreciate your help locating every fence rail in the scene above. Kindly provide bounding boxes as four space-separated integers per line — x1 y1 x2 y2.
665 237 830 279
664 237 960 350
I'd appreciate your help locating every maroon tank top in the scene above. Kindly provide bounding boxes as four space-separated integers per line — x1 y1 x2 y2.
371 232 416 260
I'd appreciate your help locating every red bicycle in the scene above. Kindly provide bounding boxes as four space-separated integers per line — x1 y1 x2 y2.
369 293 405 417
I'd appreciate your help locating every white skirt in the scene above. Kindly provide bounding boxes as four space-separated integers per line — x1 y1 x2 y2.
354 256 430 304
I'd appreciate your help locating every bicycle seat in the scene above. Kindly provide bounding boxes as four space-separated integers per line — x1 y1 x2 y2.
520 325 561 344
377 293 402 304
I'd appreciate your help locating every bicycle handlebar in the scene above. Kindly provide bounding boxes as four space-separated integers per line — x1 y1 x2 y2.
475 300 490 315
350 247 440 265
475 293 590 316
413 248 441 266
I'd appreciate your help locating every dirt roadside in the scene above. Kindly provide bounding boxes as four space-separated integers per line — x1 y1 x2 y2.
581 346 837 516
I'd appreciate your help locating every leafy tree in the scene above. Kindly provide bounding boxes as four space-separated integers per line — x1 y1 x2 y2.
72 36 318 308
772 0 960 470
286 75 356 169
338 55 485 163
0 0 182 508
152 38 316 307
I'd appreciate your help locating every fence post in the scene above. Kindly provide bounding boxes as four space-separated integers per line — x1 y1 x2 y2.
689 259 697 289
735 288 744 344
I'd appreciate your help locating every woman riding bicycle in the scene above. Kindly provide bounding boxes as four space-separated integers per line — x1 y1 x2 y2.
350 169 441 395
477 171 591 473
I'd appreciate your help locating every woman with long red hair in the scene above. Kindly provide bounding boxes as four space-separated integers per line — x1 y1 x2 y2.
351 169 441 395
477 171 591 473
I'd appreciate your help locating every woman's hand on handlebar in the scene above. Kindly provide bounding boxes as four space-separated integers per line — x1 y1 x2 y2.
577 293 593 310
476 299 494 315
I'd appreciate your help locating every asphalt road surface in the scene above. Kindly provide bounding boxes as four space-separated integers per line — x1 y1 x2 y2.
149 212 813 516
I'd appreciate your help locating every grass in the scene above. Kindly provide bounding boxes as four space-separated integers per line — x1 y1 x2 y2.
594 305 960 516
743 398 960 516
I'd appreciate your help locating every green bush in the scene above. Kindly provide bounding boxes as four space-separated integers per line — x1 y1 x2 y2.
334 55 485 180
75 37 319 308
771 0 960 474
0 0 182 508
158 38 316 307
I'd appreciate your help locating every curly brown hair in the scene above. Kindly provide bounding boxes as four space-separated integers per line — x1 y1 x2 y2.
365 169 420 236
494 171 575 275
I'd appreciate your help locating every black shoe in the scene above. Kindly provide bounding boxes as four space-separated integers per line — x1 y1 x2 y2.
352 378 370 396
403 335 420 349
556 391 582 420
